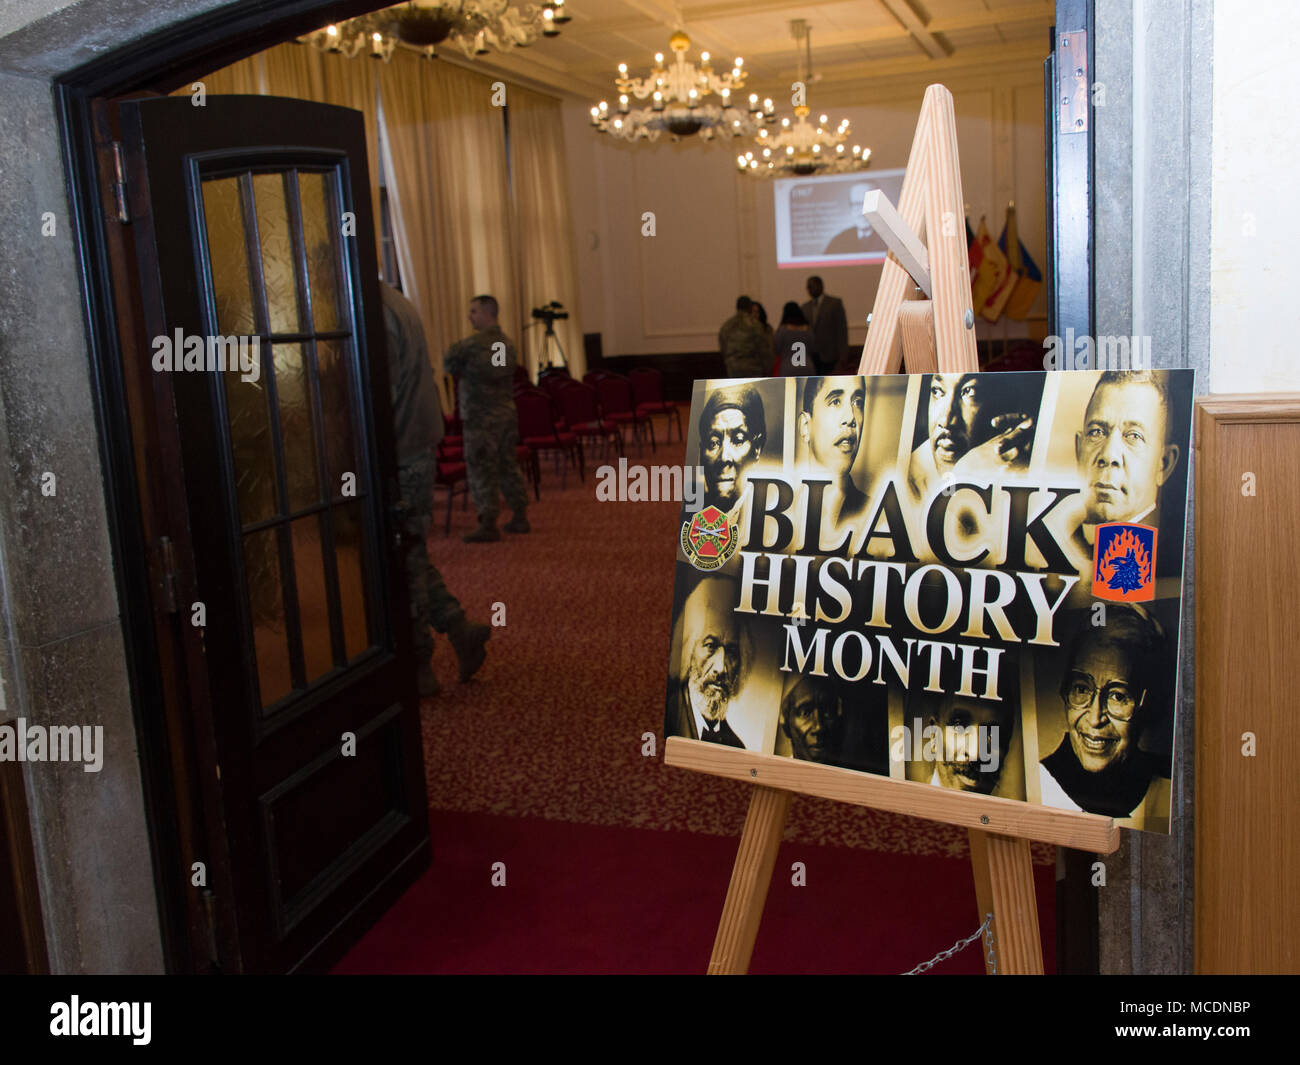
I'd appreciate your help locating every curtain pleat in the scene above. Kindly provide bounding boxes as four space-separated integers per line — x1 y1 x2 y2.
262 42 325 101
506 86 585 379
378 50 517 397
318 54 382 263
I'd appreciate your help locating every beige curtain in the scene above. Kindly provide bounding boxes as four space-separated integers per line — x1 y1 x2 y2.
178 52 264 95
318 53 381 263
507 87 585 379
378 50 517 393
262 42 325 101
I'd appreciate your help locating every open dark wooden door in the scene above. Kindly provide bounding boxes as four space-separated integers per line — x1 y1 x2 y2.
105 95 428 973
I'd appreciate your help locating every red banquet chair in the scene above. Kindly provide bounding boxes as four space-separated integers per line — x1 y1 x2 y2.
516 389 583 487
556 380 624 461
628 367 683 444
433 457 469 535
596 373 656 455
440 410 464 461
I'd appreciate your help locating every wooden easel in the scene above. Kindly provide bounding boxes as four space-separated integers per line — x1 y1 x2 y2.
665 85 1121 975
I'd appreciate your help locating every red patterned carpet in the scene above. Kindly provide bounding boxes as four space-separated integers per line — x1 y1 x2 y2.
334 415 1056 974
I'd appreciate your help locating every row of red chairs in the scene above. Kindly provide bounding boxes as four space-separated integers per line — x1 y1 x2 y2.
539 367 683 449
517 368 685 489
429 367 684 532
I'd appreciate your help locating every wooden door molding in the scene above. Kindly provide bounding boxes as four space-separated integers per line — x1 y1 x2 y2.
56 0 424 978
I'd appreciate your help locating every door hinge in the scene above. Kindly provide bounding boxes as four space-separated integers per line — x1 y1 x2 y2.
158 535 179 613
200 888 223 973
110 141 130 224
1056 30 1089 135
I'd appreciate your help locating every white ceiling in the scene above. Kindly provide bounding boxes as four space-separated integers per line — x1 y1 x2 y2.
456 0 1055 102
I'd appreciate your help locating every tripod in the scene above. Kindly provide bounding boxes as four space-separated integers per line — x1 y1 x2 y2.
538 318 568 371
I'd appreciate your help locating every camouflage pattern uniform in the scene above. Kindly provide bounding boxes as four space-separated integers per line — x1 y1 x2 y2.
443 325 529 526
718 312 772 378
382 284 465 664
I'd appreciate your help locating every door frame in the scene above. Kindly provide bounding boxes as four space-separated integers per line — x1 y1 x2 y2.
54 0 413 973
1045 0 1099 975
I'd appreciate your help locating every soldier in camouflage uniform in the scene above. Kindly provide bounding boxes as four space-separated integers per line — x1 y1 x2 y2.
718 295 772 378
442 294 530 543
382 282 491 697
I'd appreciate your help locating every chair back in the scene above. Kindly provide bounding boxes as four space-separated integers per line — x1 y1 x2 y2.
538 370 571 399
557 380 599 428
595 373 635 417
628 367 665 408
516 390 559 439
582 370 612 388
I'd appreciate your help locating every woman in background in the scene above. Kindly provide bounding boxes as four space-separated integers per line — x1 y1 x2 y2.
752 301 775 376
772 301 815 376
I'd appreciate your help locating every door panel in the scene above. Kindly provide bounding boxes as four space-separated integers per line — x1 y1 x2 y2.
116 96 428 973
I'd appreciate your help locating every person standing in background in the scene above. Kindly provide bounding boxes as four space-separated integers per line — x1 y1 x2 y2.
772 301 814 376
801 276 849 374
443 294 531 544
751 300 775 374
718 296 770 379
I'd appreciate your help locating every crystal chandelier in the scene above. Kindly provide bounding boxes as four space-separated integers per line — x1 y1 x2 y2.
737 22 870 176
737 107 870 176
298 0 569 62
589 31 754 141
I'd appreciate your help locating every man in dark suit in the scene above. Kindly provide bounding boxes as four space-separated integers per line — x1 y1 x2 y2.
800 276 849 374
665 579 751 748
1070 370 1180 565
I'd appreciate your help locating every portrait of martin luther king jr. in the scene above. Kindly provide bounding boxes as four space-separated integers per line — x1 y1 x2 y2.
907 372 1038 502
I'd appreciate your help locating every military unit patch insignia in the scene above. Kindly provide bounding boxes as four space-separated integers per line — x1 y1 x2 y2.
681 506 738 571
1093 522 1157 603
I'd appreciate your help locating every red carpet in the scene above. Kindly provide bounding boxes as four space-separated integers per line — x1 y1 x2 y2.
333 810 1056 974
334 414 1057 973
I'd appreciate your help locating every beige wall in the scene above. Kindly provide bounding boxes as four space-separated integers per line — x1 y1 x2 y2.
1210 0 1300 393
562 71 1046 358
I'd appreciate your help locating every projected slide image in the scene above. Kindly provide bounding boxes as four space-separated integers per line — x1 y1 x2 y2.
774 169 905 269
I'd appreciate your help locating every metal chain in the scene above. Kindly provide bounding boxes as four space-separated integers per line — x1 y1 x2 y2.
902 912 995 975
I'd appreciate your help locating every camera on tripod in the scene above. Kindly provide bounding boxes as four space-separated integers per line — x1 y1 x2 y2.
530 300 569 326
529 301 569 370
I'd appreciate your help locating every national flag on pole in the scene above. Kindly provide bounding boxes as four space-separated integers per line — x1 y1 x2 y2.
998 207 1043 320
981 204 1020 322
966 215 982 272
969 217 1007 312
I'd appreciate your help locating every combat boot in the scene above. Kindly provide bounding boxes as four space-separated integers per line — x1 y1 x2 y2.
504 511 530 534
447 615 490 681
463 519 501 543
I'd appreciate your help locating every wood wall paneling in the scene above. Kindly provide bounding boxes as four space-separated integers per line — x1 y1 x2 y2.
1194 395 1300 973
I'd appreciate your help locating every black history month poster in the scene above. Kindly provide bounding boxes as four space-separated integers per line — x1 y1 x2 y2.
665 369 1194 833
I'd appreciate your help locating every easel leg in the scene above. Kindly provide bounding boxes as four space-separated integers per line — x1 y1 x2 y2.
708 786 791 975
968 828 1045 974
